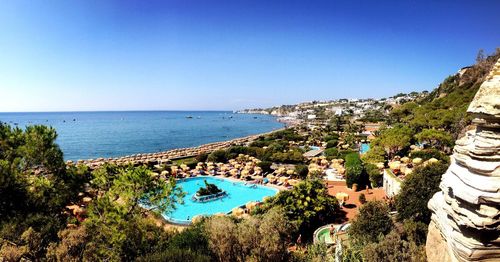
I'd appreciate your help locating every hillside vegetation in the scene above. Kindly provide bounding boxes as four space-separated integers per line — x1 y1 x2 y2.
390 49 500 138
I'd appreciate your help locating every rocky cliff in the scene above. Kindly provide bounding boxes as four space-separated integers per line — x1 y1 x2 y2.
426 58 500 261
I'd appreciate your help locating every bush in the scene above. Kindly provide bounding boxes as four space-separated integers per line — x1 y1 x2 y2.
206 150 228 163
324 148 339 159
257 161 273 174
204 208 294 262
324 133 340 142
339 149 357 160
195 153 208 163
349 200 393 245
249 140 272 148
268 129 302 141
325 139 338 149
294 164 309 179
362 230 426 262
395 162 449 224
263 179 345 237
362 145 386 163
410 148 450 164
345 153 364 188
365 163 382 187
270 150 304 164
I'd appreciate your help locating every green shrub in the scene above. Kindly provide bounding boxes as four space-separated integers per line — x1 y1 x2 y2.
410 149 450 164
324 133 340 142
196 153 209 162
349 200 393 245
365 163 382 187
325 139 338 148
270 150 304 164
294 164 309 179
207 150 228 163
339 149 357 160
257 161 273 174
324 148 339 158
345 153 364 188
395 162 449 223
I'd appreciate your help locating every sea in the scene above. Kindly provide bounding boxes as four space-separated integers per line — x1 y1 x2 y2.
0 111 283 161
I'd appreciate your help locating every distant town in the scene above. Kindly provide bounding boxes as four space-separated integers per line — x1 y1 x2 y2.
238 91 427 127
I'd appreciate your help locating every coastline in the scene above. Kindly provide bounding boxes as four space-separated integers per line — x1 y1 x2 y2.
76 127 287 169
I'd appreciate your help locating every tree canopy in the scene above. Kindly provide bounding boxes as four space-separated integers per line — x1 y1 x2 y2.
349 200 393 245
395 162 449 224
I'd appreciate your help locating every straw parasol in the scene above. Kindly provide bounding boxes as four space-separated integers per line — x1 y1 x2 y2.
401 157 411 164
232 207 245 216
428 158 439 164
412 158 423 165
279 177 289 183
388 161 401 171
288 179 299 186
335 192 349 202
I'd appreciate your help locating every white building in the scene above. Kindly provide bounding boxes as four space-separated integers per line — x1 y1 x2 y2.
383 169 402 198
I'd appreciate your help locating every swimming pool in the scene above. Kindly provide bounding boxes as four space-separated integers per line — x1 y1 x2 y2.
360 143 370 154
164 176 279 224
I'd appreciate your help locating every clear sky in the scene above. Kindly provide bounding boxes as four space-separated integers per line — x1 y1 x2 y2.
0 0 499 112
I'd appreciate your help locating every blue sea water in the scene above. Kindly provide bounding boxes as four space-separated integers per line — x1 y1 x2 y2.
164 176 278 224
0 111 283 161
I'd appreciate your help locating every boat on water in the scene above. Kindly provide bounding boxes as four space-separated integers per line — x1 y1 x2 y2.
185 116 193 119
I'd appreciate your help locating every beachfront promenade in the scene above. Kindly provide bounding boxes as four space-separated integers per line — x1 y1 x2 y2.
71 128 284 169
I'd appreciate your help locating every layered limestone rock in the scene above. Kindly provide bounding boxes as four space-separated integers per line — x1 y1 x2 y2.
427 58 500 262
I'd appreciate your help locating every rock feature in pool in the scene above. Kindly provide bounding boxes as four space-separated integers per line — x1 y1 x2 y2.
192 180 227 202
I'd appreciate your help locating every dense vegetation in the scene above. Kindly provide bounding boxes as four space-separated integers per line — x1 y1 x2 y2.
389 49 500 139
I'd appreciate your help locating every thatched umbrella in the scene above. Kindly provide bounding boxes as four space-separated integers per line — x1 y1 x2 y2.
412 158 423 165
335 192 349 202
428 158 439 164
279 177 289 183
232 207 245 216
388 161 401 171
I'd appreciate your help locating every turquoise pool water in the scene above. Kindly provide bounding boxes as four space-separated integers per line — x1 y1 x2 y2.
164 177 279 224
360 143 370 154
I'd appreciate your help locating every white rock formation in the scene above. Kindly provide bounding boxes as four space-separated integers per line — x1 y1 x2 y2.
427 58 500 262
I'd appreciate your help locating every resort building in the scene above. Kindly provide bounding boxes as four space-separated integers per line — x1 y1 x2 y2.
383 169 402 198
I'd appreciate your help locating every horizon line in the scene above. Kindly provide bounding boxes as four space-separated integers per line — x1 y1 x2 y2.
0 109 240 114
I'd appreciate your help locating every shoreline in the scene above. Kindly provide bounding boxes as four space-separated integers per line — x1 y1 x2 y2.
76 127 287 169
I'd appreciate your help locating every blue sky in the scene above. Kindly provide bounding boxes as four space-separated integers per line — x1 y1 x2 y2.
0 0 499 112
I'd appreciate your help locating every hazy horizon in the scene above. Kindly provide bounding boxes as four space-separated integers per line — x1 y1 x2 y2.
1 0 499 112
